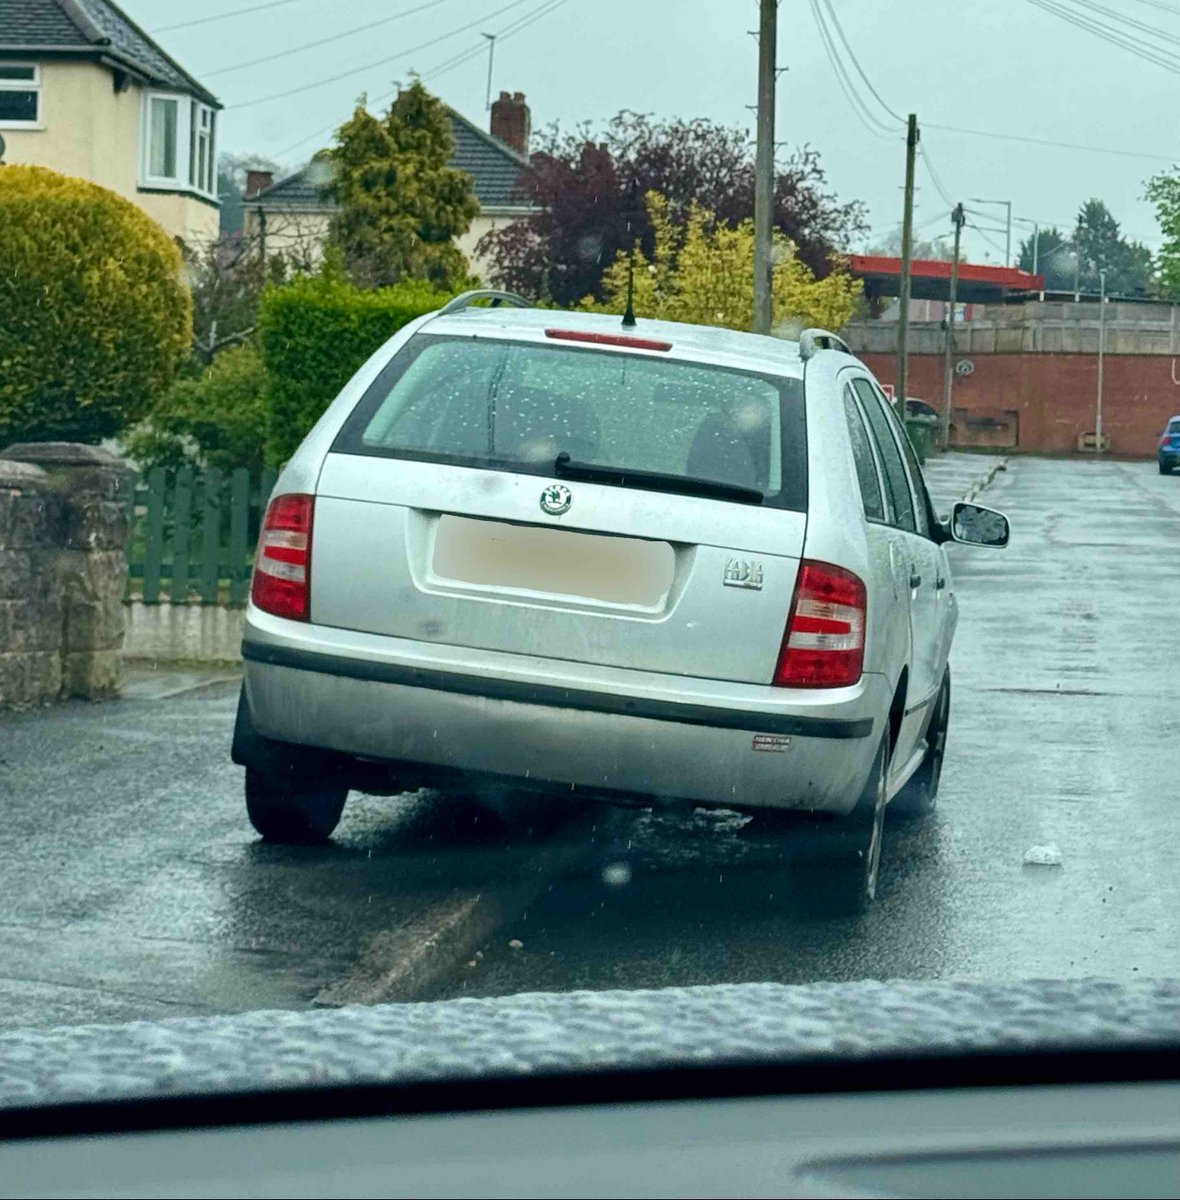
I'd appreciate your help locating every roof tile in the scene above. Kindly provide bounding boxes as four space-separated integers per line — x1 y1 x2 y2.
0 0 218 106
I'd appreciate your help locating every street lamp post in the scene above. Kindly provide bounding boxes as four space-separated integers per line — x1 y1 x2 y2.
970 198 1013 266
1096 269 1107 454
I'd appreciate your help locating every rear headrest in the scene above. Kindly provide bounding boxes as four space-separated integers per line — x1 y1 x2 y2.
687 411 758 490
494 386 600 463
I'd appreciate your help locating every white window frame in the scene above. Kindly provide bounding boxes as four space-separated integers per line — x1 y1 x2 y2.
188 100 216 196
0 61 42 129
140 90 218 201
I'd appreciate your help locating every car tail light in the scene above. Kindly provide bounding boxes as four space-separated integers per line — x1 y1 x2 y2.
1163 434 1174 447
773 560 867 688
252 493 314 621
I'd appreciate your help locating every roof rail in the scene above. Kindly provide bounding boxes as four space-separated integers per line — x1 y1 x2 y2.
437 289 531 316
798 328 853 361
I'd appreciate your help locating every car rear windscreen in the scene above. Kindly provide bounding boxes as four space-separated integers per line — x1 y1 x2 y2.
332 334 807 510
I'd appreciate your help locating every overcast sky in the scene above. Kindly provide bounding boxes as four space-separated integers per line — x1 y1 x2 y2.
124 0 1180 265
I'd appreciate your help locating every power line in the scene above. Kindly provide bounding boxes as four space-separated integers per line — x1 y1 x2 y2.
1127 0 1180 16
807 0 896 139
817 0 905 124
153 0 306 34
204 0 457 78
1065 0 1180 46
269 0 568 162
807 0 889 137
807 3 1170 170
920 146 957 209
418 0 569 82
967 222 1010 258
1026 0 1180 74
864 208 954 244
229 0 537 110
924 120 1175 163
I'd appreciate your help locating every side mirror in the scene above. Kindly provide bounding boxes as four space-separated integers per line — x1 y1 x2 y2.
942 501 1010 548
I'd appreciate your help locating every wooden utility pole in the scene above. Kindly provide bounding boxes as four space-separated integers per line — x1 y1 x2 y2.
896 113 919 413
753 0 777 335
941 203 965 451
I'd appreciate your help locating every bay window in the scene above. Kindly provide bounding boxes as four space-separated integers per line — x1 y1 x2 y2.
141 91 217 199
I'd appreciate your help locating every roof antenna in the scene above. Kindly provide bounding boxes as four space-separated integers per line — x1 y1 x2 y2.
621 178 639 328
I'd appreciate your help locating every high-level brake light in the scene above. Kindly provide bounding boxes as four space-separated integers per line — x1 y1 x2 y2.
544 328 672 352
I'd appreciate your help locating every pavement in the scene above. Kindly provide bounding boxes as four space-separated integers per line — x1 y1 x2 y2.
0 454 1177 1032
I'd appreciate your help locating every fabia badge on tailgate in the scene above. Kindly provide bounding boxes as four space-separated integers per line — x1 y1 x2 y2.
539 483 573 516
724 557 764 590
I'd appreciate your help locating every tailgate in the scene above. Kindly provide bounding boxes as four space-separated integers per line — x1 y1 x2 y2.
311 455 806 685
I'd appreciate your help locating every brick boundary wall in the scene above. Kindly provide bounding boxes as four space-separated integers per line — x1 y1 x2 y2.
0 443 134 708
860 352 1180 456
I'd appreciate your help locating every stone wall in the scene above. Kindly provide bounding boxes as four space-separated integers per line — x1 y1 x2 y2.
0 444 134 708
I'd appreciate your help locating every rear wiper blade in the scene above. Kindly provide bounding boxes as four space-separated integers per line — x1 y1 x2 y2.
554 453 764 505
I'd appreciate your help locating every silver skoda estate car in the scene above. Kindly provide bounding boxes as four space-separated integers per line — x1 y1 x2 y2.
233 292 1009 907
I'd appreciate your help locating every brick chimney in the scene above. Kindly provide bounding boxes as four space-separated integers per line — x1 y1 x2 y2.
245 169 273 199
490 91 530 156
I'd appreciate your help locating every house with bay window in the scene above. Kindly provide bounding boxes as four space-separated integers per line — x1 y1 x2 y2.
0 0 221 245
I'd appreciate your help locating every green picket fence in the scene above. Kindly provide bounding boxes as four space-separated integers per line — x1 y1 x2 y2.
126 467 278 605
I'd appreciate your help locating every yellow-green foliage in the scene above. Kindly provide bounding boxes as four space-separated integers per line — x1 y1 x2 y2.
0 165 191 445
585 192 861 335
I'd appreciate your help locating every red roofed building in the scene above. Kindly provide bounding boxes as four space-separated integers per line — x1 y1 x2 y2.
848 255 1045 316
840 258 1179 458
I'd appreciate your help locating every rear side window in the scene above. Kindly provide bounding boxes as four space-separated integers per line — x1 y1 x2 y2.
886 402 933 538
842 386 886 521
333 335 808 510
851 378 916 533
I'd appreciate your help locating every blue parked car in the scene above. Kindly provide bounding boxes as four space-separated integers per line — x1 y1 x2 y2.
1160 416 1180 475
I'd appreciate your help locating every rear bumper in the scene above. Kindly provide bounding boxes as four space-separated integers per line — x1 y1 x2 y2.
240 610 889 814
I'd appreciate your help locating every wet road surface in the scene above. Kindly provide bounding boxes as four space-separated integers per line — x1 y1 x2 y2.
0 455 1177 1030
443 457 1180 996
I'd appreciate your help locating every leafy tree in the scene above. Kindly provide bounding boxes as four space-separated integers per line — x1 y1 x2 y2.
1145 169 1180 300
323 82 479 289
0 165 190 445
1073 199 1153 296
479 111 867 306
583 192 861 334
1016 227 1077 291
185 235 292 367
217 151 279 237
122 343 269 476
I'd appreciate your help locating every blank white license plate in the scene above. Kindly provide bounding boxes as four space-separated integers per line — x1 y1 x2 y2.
431 515 674 607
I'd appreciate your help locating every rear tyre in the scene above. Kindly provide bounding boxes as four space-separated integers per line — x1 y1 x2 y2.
788 736 888 915
891 667 951 819
245 768 348 844
1161 459 1174 475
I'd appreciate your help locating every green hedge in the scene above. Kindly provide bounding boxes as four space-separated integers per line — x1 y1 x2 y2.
123 343 270 477
258 273 450 462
